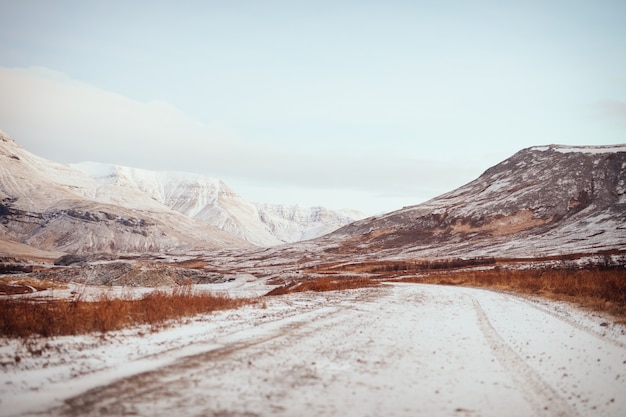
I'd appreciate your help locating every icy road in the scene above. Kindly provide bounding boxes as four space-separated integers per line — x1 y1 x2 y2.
2 283 626 417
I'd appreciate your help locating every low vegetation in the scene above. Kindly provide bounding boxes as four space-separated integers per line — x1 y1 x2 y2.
266 275 378 296
0 277 64 295
2 256 624 338
398 267 626 317
0 285 253 338
309 258 626 319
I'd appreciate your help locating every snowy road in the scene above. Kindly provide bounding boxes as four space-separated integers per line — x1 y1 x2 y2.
3 284 626 417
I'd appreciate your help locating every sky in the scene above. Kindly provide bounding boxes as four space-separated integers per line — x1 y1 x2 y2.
0 0 625 214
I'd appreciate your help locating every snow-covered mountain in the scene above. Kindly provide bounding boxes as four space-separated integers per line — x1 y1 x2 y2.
0 131 248 255
253 203 366 243
309 144 626 260
5 128 621 262
72 162 365 246
0 130 364 257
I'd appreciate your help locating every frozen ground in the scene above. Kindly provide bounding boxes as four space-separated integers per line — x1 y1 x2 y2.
1 283 626 417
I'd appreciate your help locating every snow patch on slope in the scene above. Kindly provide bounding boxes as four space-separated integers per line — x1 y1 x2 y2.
530 144 626 154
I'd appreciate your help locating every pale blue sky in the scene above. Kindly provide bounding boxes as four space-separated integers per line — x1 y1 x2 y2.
0 1 625 213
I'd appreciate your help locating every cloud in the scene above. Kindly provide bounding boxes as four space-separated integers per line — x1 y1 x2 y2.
0 66 233 165
0 66 480 212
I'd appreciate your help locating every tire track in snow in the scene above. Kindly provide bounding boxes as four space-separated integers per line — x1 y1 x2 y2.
470 296 580 417
49 305 353 417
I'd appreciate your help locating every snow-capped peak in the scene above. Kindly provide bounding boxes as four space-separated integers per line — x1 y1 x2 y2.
72 162 363 246
72 162 225 216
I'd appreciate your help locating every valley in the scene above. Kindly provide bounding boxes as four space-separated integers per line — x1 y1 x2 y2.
1 132 625 416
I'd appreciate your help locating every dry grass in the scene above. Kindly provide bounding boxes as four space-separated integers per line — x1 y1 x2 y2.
311 256 626 318
0 277 65 295
0 285 254 338
266 275 378 296
324 257 498 274
171 257 209 269
399 267 626 317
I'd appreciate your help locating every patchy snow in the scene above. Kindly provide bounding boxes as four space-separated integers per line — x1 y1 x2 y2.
530 144 626 154
319 142 626 262
485 178 512 194
1 284 625 417
554 145 626 154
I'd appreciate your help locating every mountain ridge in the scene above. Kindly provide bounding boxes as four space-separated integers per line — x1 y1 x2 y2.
0 131 364 256
72 162 366 246
313 143 626 261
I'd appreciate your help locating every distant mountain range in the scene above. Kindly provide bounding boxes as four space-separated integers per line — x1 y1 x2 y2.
0 131 364 256
1 129 624 263
71 162 365 246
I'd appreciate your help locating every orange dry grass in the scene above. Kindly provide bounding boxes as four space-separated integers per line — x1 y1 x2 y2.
0 285 253 338
401 268 626 317
266 275 377 296
0 277 65 295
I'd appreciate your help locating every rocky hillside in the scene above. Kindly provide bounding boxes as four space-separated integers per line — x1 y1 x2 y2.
315 145 626 260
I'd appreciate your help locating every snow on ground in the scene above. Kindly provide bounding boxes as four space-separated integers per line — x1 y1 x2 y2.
4 273 273 302
1 283 625 417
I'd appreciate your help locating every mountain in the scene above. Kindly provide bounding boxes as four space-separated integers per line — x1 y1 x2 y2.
254 203 366 243
0 131 249 255
0 131 364 257
3 128 623 263
311 144 626 261
71 162 365 246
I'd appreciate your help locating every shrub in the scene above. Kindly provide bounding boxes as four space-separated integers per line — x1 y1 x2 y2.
266 275 377 296
0 285 254 338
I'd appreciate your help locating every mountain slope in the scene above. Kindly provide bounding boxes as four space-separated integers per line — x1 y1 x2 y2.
0 131 249 254
254 203 367 243
72 162 365 246
316 144 626 260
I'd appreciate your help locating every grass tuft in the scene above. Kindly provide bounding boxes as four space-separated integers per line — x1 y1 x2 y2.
266 275 377 296
0 284 253 338
399 267 626 317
